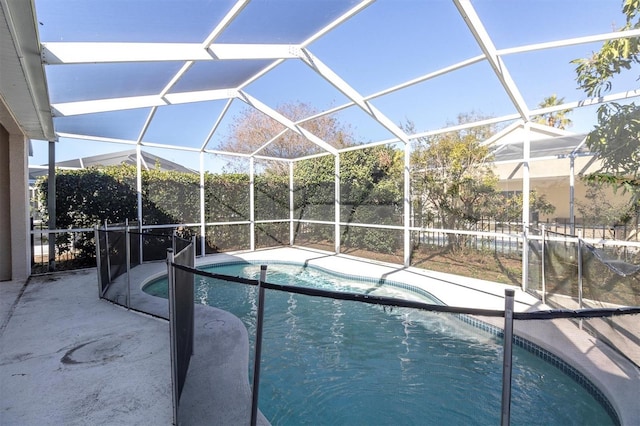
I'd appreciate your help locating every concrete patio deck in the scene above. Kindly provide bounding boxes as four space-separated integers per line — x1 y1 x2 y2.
1 247 638 425
0 267 268 425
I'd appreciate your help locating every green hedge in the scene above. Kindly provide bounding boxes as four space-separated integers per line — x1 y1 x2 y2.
36 147 406 260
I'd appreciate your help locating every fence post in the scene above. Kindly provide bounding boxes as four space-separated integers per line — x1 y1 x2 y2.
167 248 178 425
577 230 583 309
541 224 546 305
172 228 177 254
138 221 143 264
95 224 102 298
125 219 131 310
104 220 111 282
501 289 515 426
521 225 529 292
30 217 35 266
251 265 268 426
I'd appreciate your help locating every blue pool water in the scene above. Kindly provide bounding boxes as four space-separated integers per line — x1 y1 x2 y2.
144 261 615 425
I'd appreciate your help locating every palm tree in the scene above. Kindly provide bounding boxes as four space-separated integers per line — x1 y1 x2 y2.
534 94 573 129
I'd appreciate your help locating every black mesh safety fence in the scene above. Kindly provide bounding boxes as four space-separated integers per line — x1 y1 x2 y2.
525 227 640 368
166 261 639 425
582 242 640 306
169 242 195 424
544 233 579 301
139 230 174 262
97 225 194 317
97 229 109 294
107 230 128 282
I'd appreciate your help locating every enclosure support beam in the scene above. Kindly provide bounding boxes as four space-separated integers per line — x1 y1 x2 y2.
200 152 206 256
335 154 341 254
453 0 530 121
521 123 531 291
403 141 411 267
250 157 255 251
569 155 575 235
289 162 294 246
47 140 56 271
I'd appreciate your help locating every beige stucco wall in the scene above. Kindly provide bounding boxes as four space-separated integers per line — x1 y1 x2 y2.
10 131 30 280
0 124 10 280
495 157 632 222
0 120 31 281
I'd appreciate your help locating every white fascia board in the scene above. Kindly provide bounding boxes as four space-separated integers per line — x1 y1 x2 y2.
52 95 164 116
42 43 211 64
298 49 409 143
237 91 338 155
52 89 237 116
453 0 530 120
42 42 299 64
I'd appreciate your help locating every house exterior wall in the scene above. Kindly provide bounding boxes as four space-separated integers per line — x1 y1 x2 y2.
495 156 632 223
0 123 11 280
10 132 30 280
0 119 31 281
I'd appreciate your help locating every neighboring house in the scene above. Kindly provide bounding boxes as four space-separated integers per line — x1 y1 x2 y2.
29 149 196 181
486 122 630 225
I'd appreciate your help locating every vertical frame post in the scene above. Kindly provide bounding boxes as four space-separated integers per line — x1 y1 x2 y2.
251 265 268 426
104 220 111 282
138 221 143 264
167 248 178 425
172 228 177 254
95 224 102 297
569 155 576 235
403 139 411 267
501 288 515 426
541 224 546 305
47 140 56 272
521 123 531 292
200 151 206 257
334 154 340 255
289 162 295 246
250 157 255 251
577 230 583 309
135 144 143 247
125 219 131 309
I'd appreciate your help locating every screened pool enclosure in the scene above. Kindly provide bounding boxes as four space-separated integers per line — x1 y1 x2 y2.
24 0 639 288
3 1 640 423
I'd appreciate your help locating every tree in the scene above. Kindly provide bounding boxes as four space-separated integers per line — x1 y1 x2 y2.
572 0 640 211
578 182 635 228
219 102 354 173
492 191 556 224
533 94 573 129
408 114 501 251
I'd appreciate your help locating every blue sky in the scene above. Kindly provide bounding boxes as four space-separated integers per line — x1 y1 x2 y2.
30 0 638 169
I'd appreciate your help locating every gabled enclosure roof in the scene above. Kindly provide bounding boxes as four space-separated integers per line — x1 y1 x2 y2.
2 1 639 160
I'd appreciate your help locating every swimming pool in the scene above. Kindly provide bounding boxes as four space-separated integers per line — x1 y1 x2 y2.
144 261 616 425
